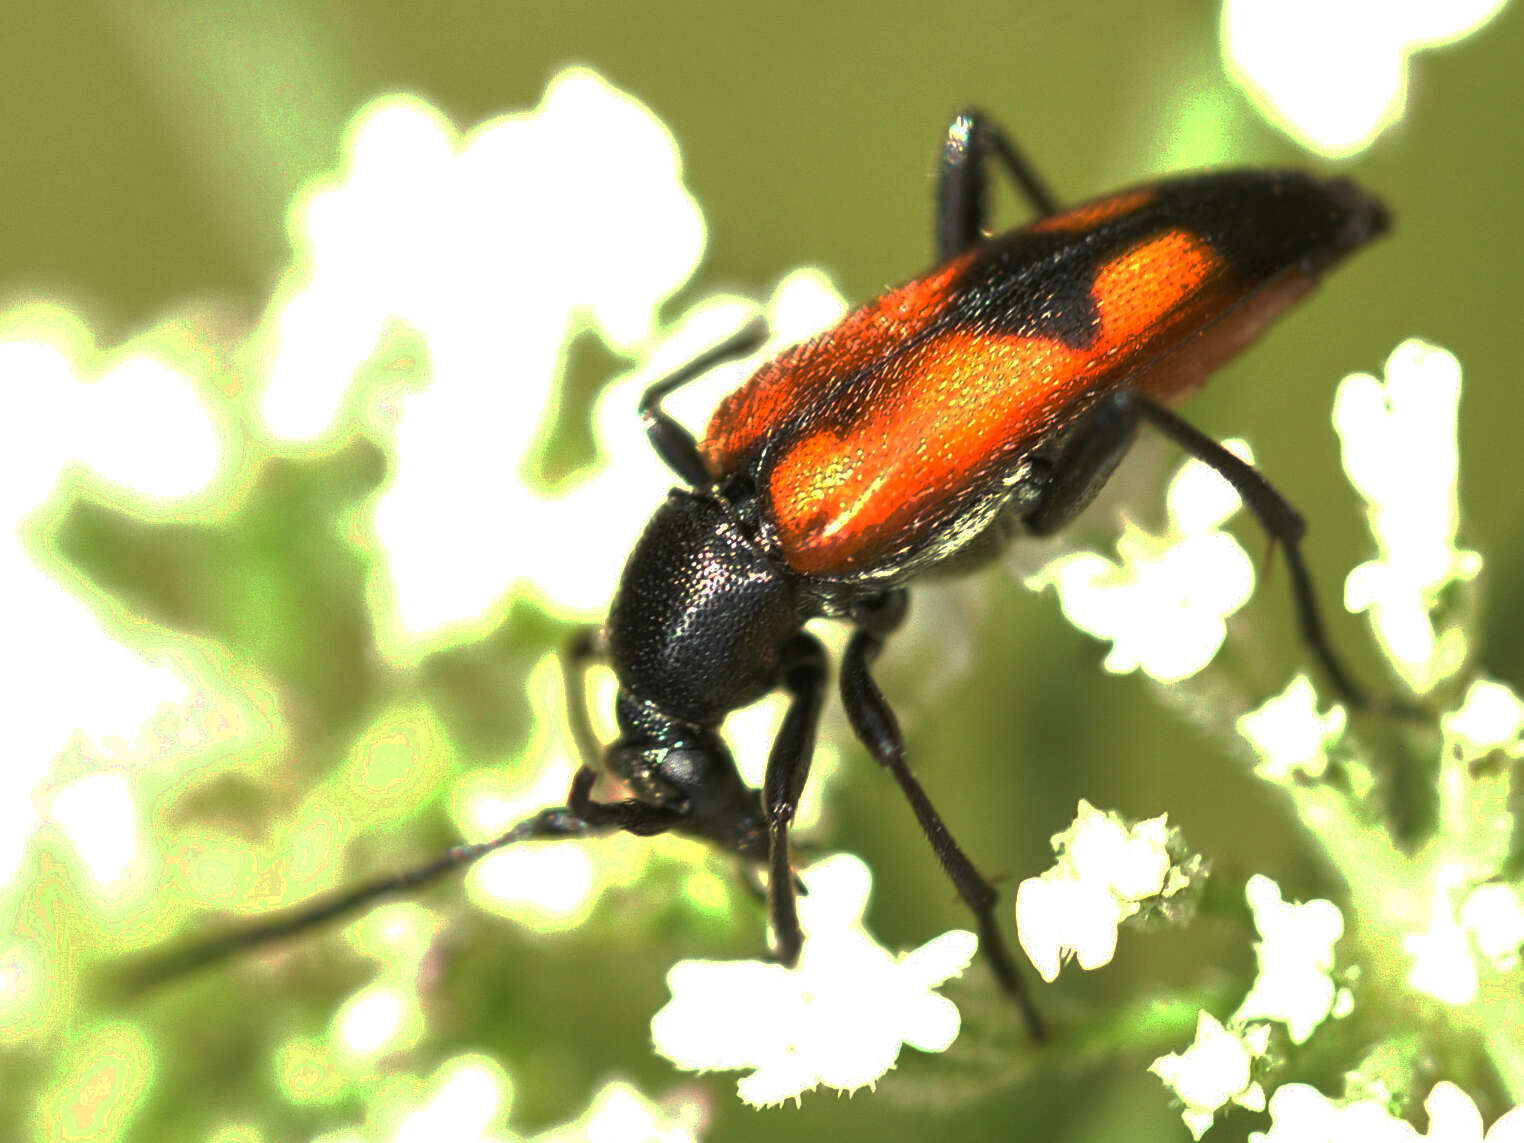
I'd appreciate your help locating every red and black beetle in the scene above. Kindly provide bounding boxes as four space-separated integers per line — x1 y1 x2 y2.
139 111 1391 1038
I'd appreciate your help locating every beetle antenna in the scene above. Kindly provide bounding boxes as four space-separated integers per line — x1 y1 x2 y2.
117 804 595 993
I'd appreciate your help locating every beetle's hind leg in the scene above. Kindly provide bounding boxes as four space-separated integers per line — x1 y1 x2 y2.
1129 395 1414 714
1020 390 1141 537
1019 386 1407 715
839 590 1048 1039
936 109 1062 261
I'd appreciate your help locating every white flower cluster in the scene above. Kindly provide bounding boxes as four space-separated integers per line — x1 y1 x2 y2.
1024 441 1256 684
650 855 977 1107
1337 340 1481 694
313 1053 704 1143
1014 801 1205 983
1222 0 1509 158
1151 876 1352 1138
1253 1081 1524 1143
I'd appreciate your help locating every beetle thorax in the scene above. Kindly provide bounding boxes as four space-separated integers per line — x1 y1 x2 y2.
605 490 807 728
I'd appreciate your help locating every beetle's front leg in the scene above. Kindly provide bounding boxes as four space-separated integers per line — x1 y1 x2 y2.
839 590 1048 1038
560 629 702 832
561 626 610 771
759 632 829 966
561 762 690 837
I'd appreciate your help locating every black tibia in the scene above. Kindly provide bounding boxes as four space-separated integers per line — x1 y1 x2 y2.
566 758 691 838
936 108 1062 260
838 590 1048 1040
760 632 829 966
639 315 771 486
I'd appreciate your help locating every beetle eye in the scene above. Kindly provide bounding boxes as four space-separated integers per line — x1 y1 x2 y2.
659 747 704 790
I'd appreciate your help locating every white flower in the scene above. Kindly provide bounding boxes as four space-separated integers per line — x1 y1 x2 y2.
1015 801 1203 982
1237 675 1348 783
533 1080 704 1143
1336 340 1481 694
1149 1012 1271 1140
1248 1081 1524 1143
1403 863 1479 1006
1460 884 1524 972
1152 877 1350 1137
1249 1082 1421 1142
316 1054 704 1143
1024 441 1255 684
1442 680 1524 765
1223 0 1508 158
650 854 976 1107
1418 1081 1524 1143
1234 876 1350 1044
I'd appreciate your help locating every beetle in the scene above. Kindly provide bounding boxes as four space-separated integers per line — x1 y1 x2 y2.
136 110 1392 1039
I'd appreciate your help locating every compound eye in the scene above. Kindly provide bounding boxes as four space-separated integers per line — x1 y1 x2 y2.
658 742 749 817
606 744 689 809
658 747 708 795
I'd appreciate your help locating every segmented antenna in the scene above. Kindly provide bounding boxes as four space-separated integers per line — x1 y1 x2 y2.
120 804 595 992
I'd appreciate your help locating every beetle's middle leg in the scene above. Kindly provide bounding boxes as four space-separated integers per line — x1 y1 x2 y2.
839 590 1048 1039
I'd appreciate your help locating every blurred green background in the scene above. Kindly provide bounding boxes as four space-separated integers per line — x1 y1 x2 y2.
3 1 1523 1140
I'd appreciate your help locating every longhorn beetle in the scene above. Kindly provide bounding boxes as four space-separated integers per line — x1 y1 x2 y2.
135 110 1395 1040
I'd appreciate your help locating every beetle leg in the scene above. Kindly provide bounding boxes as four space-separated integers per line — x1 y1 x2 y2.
840 590 1048 1038
759 632 829 966
936 109 1062 261
561 631 700 831
561 626 611 771
639 315 771 486
562 762 690 836
1130 393 1411 715
1019 387 1404 714
1021 391 1141 536
739 855 810 903
126 771 706 991
126 633 681 989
